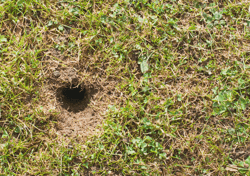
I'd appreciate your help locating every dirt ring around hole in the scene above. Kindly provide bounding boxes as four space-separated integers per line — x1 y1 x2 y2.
42 67 104 141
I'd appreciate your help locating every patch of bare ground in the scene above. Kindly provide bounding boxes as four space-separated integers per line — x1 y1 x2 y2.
38 47 118 141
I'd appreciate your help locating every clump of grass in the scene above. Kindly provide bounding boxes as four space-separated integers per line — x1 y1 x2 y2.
1 0 250 175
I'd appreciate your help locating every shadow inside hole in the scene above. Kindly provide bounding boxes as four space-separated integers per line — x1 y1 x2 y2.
56 84 97 113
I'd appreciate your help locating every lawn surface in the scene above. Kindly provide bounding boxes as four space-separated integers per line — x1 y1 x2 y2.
1 0 250 175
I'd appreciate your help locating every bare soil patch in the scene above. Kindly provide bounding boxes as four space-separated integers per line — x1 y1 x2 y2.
41 55 109 141
55 80 100 139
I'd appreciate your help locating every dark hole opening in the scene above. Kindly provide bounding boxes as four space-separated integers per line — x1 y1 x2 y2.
62 86 86 104
56 84 89 113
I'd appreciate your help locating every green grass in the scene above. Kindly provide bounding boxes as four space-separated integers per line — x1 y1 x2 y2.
1 0 250 175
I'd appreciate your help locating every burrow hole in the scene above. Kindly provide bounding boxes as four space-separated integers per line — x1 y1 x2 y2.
56 83 96 113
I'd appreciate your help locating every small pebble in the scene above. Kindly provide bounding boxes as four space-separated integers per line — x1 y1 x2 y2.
53 71 61 78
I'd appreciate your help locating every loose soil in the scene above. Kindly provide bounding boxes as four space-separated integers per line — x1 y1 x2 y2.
40 49 112 141
55 81 100 139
